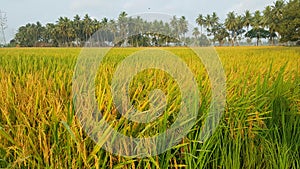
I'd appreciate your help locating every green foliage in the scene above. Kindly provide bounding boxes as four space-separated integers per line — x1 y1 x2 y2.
245 28 274 39
13 13 190 48
279 0 300 42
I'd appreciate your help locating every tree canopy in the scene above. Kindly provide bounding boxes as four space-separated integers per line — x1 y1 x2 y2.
11 0 300 47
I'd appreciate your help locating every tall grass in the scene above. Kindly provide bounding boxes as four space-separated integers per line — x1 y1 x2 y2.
0 47 299 168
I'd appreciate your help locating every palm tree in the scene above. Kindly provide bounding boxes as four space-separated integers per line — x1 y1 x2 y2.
211 12 219 27
178 16 188 44
73 14 82 46
251 10 263 46
82 14 93 45
272 0 285 18
57 17 73 46
277 0 299 43
118 11 128 46
271 0 285 39
243 10 252 32
205 14 212 31
128 16 144 47
34 21 44 45
151 20 163 46
44 23 58 46
252 10 262 28
196 14 205 34
170 15 179 40
108 19 117 45
134 16 144 35
225 11 237 46
162 22 172 46
235 15 245 46
93 18 102 45
15 24 36 47
263 6 277 45
210 12 220 45
192 27 200 46
136 16 147 46
192 27 200 38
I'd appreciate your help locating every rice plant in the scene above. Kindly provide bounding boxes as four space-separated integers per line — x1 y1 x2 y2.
0 47 299 168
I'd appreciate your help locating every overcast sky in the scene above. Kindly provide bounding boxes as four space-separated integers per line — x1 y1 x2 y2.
1 0 275 42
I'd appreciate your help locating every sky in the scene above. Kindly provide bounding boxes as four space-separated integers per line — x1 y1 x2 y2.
0 0 275 42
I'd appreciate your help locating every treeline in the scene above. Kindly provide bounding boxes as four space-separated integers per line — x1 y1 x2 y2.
12 13 202 47
11 0 299 47
199 0 299 46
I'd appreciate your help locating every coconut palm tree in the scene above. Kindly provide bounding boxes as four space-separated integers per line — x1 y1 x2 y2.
108 19 117 45
251 10 263 46
83 14 93 44
277 0 299 43
178 16 188 44
192 27 200 39
225 11 237 46
57 17 74 46
118 11 128 46
272 0 285 18
15 24 37 47
243 10 252 32
205 14 212 31
192 27 200 46
262 6 277 45
235 15 245 45
73 14 82 46
271 0 285 39
162 22 172 46
196 14 205 34
170 15 179 40
211 12 219 27
44 23 57 45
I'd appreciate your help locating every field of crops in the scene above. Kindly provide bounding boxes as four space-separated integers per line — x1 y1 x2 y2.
0 47 299 168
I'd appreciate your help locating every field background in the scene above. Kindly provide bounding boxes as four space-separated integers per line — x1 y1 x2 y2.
0 47 299 168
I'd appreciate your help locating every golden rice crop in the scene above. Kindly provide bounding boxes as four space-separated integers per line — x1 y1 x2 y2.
0 47 299 168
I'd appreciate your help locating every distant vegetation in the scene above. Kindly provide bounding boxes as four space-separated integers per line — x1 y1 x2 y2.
9 0 299 47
